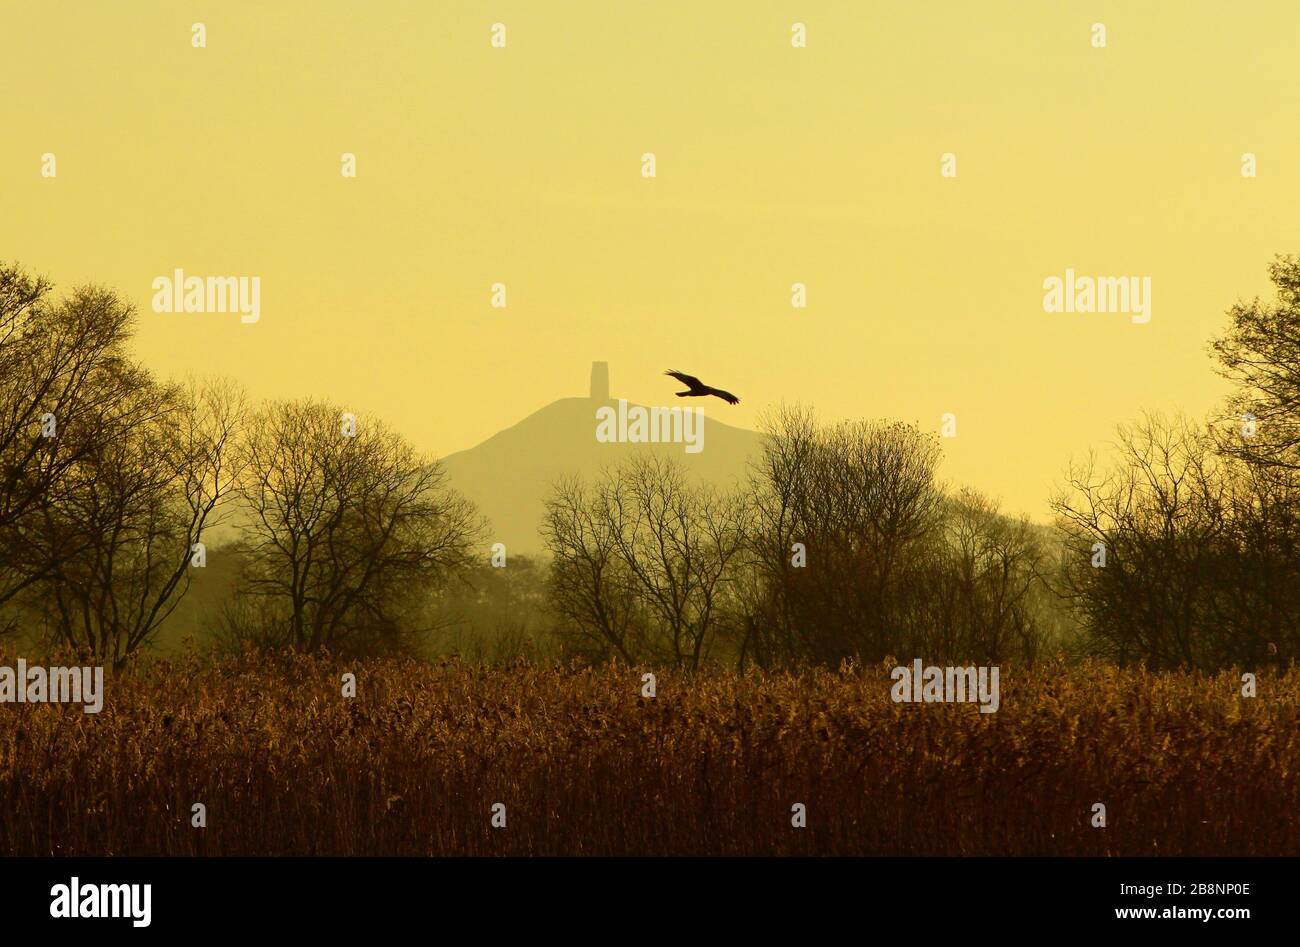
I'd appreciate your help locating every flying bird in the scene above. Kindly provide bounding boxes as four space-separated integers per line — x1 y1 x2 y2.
664 370 740 405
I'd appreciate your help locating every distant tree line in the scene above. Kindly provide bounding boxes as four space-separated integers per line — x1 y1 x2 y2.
1052 257 1300 670
545 257 1300 671
545 411 1058 669
3 257 1297 671
0 262 479 667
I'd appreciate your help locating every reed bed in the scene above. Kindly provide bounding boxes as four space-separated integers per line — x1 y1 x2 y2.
1 653 1294 856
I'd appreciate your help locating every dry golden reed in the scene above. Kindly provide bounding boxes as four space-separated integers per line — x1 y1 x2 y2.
0 653 1295 856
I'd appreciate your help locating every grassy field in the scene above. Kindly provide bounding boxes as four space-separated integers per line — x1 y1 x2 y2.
1 653 1295 856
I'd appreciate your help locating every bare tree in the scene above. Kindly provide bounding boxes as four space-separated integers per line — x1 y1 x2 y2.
24 379 246 667
543 454 749 668
743 407 944 665
543 475 645 663
606 454 749 668
1053 413 1243 669
235 399 479 655
0 269 147 613
739 404 817 667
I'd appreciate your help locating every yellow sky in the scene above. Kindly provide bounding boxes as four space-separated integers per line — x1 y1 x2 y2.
3 1 1297 520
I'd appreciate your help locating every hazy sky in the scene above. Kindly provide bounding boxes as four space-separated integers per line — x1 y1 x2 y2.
3 1 1297 520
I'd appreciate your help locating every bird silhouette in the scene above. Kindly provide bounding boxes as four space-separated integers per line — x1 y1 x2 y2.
665 370 740 405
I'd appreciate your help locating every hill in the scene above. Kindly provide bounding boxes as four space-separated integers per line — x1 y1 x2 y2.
440 363 765 556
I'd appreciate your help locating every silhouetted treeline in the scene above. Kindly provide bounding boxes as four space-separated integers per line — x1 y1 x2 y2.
545 412 1061 668
0 262 480 666
544 257 1300 672
3 258 1297 671
1052 257 1300 670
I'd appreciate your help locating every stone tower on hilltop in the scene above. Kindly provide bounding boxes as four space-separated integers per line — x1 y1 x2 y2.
589 361 610 401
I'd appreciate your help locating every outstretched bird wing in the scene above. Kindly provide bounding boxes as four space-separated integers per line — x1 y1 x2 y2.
665 370 704 392
705 387 740 405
